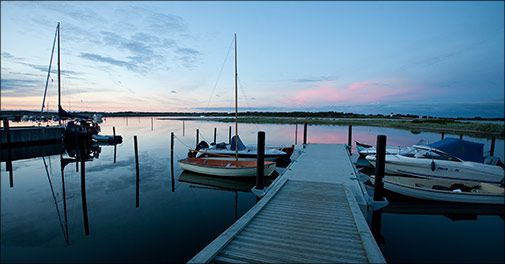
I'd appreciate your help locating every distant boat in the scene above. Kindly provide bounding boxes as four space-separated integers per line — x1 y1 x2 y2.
366 138 505 184
178 34 276 177
355 139 426 158
371 175 504 204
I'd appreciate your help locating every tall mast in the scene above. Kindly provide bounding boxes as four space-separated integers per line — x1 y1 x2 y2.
39 24 58 122
57 22 61 125
234 34 238 161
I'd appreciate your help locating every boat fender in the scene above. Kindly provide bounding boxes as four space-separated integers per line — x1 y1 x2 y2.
430 160 436 172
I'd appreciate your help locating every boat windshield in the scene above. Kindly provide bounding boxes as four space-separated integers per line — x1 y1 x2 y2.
401 147 462 161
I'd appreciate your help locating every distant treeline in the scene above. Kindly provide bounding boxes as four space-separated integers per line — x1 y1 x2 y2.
1 110 504 121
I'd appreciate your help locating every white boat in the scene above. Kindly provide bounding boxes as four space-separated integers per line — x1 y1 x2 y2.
179 34 277 177
371 175 504 204
356 139 425 158
366 139 505 184
193 136 291 161
178 158 276 177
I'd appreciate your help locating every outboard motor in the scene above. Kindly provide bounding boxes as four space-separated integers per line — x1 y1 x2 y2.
187 141 210 158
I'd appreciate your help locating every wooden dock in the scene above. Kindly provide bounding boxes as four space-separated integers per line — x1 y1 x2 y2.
189 144 385 263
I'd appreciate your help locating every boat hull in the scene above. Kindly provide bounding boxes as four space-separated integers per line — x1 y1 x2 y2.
372 176 504 205
178 158 276 177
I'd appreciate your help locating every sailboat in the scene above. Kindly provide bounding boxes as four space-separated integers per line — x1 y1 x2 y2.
40 23 121 145
178 34 276 177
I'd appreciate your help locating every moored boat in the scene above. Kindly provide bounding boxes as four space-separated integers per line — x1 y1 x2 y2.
366 138 505 184
371 175 505 204
178 158 276 177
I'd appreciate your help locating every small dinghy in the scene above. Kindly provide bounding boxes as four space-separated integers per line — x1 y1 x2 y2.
371 175 504 204
178 157 276 177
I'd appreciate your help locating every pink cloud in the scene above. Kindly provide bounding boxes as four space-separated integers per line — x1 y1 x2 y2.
289 79 421 106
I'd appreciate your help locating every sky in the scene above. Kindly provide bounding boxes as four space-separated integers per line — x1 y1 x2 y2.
1 1 504 117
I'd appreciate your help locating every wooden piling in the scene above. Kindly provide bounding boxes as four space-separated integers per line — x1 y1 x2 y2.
183 120 185 136
256 131 265 190
113 126 117 163
3 119 13 172
348 125 353 148
441 132 445 140
294 124 298 145
196 129 199 147
134 136 140 208
171 132 175 192
490 136 496 156
214 127 217 144
373 135 387 201
229 126 232 144
151 117 154 131
459 134 463 140
303 123 307 145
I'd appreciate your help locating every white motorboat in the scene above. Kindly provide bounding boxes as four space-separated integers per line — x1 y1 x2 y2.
356 139 425 158
178 158 276 177
366 138 505 184
371 175 504 204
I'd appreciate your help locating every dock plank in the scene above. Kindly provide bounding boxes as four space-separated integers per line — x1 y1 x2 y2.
188 144 385 264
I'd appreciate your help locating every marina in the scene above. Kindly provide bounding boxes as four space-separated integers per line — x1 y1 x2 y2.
1 2 504 263
1 118 503 263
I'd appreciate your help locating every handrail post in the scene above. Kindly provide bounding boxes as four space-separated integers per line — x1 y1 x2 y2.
347 125 352 152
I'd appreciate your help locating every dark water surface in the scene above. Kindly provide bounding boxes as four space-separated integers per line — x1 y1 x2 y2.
1 117 504 263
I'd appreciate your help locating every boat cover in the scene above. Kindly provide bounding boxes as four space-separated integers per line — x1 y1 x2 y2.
230 135 246 151
428 138 484 163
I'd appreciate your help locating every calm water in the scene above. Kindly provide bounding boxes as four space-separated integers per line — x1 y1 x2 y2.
1 117 504 263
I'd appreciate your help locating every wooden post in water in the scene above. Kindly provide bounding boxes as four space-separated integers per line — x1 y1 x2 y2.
459 134 463 140
182 120 185 136
373 135 387 201
214 127 217 144
134 136 140 208
228 126 232 144
3 119 13 187
441 132 445 140
490 136 496 156
347 125 353 148
113 126 117 163
79 135 90 235
303 123 308 146
170 132 175 192
151 117 154 131
196 129 199 147
294 124 298 145
256 131 265 190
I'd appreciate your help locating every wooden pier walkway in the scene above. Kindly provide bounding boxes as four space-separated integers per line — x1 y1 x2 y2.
189 144 385 263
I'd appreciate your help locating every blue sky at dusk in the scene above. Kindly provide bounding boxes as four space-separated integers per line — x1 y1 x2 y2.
1 1 504 117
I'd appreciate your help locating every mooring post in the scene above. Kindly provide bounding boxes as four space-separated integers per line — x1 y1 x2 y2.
113 127 117 163
294 124 298 145
213 127 217 144
373 135 387 201
170 132 175 192
134 136 140 208
441 132 445 140
151 117 154 131
79 135 89 235
347 125 353 149
303 123 308 146
459 134 463 140
256 131 265 190
196 129 199 147
182 120 185 136
490 136 496 156
229 126 232 144
3 119 13 172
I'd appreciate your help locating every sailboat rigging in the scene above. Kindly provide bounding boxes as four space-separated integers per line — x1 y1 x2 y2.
178 34 277 177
